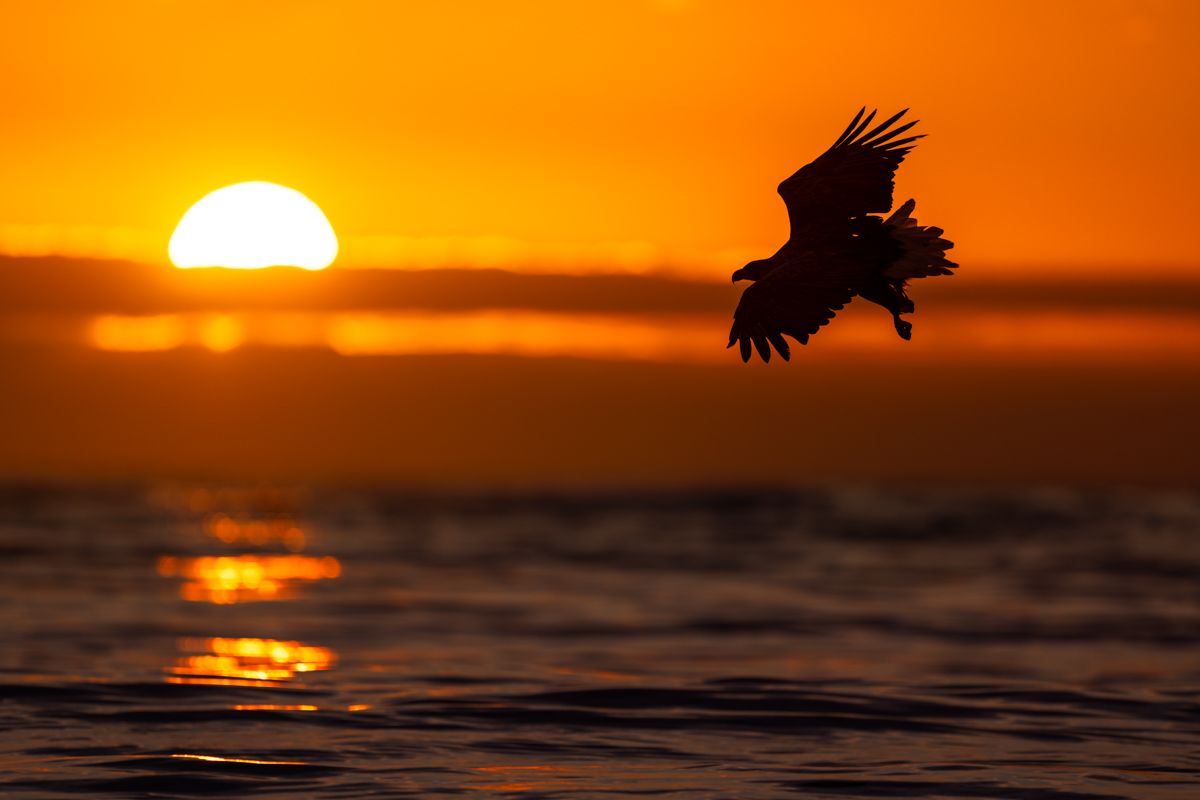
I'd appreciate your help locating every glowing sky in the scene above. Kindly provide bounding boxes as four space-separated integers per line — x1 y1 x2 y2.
1 1 1198 276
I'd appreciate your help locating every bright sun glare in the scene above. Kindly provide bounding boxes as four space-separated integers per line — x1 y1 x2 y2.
168 182 338 270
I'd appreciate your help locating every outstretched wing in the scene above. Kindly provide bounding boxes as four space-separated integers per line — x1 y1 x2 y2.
777 108 922 240
726 256 861 363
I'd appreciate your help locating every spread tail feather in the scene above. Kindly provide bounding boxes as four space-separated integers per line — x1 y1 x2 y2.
884 199 957 280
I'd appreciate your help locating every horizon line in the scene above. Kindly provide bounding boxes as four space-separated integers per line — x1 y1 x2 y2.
2 252 1199 286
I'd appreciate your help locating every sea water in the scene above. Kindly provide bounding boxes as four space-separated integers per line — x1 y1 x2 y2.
1 485 1197 798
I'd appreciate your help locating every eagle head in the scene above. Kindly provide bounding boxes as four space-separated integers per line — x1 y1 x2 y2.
732 258 774 283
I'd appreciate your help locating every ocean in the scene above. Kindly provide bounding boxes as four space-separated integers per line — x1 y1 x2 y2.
1 484 1198 798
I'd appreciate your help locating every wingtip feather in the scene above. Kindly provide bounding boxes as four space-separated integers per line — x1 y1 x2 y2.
844 109 878 146
752 335 771 363
831 107 868 148
882 134 925 151
767 331 791 361
862 118 919 147
857 109 908 144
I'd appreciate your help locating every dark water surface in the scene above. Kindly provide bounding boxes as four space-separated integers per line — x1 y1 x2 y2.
1 485 1198 798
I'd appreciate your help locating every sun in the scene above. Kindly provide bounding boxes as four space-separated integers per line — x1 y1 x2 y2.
169 182 338 270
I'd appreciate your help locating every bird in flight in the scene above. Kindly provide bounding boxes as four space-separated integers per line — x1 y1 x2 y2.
728 108 956 362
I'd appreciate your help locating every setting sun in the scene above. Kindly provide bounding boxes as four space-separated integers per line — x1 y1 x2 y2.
168 182 337 270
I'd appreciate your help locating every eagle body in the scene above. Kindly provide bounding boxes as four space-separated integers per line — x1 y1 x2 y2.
729 108 956 362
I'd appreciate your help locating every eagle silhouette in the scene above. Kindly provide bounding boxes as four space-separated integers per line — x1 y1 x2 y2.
728 108 956 362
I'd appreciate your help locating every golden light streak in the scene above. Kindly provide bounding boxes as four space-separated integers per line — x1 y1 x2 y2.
471 765 583 794
168 637 336 683
324 311 717 361
474 766 574 773
0 222 162 263
89 315 184 352
170 754 309 766
90 313 250 353
232 703 371 712
156 554 340 604
233 704 319 712
83 310 1200 363
164 676 281 688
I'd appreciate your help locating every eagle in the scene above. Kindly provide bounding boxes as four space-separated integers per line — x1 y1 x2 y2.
728 108 956 362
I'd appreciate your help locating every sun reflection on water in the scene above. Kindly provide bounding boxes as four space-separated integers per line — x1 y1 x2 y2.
168 637 337 685
164 486 308 515
155 487 343 709
170 753 310 765
204 513 307 551
157 554 341 604
472 764 590 793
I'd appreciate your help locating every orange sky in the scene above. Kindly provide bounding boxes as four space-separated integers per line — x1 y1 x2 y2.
2 1 1198 277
